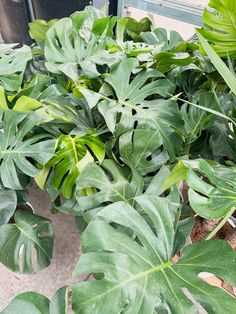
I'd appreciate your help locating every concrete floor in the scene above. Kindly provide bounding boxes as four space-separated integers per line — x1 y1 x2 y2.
0 185 81 311
0 186 220 313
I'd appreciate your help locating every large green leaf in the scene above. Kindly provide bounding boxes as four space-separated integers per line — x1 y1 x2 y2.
0 189 17 225
207 120 236 159
0 44 32 91
164 158 236 219
35 84 93 128
45 12 123 80
198 0 236 57
49 286 69 314
197 31 236 96
141 27 184 50
124 17 152 41
119 129 169 175
1 287 69 314
141 27 195 70
1 292 50 314
9 75 94 132
76 159 144 215
153 52 192 73
0 110 55 189
181 92 220 144
0 210 53 273
190 117 236 161
80 58 183 161
59 164 171 218
46 133 105 199
73 195 236 313
29 19 58 43
11 74 52 101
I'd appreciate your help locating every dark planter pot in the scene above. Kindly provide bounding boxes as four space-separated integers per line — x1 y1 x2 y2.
0 0 92 44
31 0 91 20
0 0 31 44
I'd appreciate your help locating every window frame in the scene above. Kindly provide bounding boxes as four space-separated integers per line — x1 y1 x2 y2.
117 0 207 26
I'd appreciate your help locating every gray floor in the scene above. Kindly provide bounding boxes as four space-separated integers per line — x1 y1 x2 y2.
0 185 81 311
0 186 214 313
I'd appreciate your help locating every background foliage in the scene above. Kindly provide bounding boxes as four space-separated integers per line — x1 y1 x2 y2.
1 1 236 313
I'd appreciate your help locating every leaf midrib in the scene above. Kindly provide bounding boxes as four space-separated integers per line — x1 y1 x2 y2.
85 177 132 203
16 224 51 261
68 136 79 167
169 267 220 307
81 260 172 305
218 0 236 32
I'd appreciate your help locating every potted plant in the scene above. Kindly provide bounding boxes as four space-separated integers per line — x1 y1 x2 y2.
1 1 236 312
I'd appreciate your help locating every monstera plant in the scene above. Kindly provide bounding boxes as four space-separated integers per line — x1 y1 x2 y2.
1 0 236 313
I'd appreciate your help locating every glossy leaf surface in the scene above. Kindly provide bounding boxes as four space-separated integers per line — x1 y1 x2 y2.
0 110 55 189
0 210 53 273
1 292 50 314
47 133 105 198
0 189 17 225
45 11 123 80
81 58 183 161
165 159 236 218
199 0 236 57
0 44 32 91
76 159 143 213
73 196 236 313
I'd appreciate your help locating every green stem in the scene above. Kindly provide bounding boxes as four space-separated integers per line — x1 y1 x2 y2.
211 81 217 92
185 142 191 156
205 206 236 240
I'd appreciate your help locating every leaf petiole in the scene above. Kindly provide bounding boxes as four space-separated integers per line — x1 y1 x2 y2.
205 207 236 241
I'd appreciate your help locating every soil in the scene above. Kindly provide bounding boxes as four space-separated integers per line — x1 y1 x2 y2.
191 216 236 246
181 180 236 249
180 181 236 296
190 214 236 297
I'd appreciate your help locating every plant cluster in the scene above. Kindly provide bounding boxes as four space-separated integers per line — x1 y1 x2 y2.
1 1 236 313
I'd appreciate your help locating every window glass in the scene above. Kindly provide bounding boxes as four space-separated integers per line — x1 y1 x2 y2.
122 0 209 40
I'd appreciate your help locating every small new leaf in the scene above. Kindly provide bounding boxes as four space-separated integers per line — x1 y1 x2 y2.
47 134 105 199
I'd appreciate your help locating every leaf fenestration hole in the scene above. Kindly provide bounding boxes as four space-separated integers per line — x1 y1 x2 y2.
198 272 222 287
133 121 138 130
182 287 207 314
67 287 73 313
18 244 24 273
55 35 62 49
132 109 137 116
31 246 38 273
